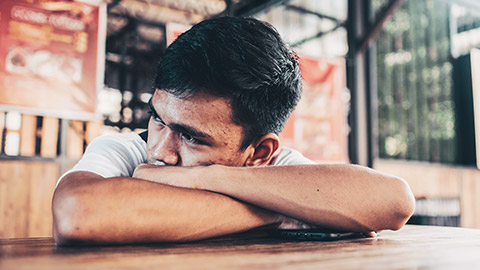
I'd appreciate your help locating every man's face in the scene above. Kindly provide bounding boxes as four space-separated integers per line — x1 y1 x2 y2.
147 90 251 167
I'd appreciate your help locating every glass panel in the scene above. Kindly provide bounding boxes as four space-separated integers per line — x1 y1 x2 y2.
375 0 456 163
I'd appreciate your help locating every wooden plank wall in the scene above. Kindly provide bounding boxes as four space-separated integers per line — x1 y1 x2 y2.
0 112 102 238
40 117 59 158
20 115 36 156
0 161 58 238
374 159 480 229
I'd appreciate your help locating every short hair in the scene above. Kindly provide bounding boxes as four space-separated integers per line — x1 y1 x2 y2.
153 16 302 150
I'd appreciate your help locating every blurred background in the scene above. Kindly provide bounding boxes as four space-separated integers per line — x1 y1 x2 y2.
0 0 479 238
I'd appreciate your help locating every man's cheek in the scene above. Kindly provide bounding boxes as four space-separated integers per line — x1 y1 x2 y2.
146 147 159 165
198 157 238 167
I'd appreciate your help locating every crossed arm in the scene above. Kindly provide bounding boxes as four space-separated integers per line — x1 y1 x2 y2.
53 171 280 245
52 164 415 245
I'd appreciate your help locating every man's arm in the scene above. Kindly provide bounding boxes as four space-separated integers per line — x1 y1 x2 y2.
133 164 415 233
52 171 279 245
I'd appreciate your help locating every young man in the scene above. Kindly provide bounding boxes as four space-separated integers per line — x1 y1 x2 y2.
52 17 415 245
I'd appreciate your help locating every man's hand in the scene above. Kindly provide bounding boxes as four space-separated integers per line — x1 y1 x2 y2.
132 163 202 190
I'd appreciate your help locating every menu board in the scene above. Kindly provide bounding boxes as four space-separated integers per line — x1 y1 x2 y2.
0 0 106 120
279 56 349 163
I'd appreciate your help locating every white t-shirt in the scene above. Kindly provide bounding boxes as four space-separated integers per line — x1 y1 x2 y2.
57 132 317 229
57 132 315 185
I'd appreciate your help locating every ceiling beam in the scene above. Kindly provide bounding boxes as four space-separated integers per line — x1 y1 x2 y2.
356 0 406 56
291 22 346 47
142 0 226 17
284 4 342 24
109 0 206 25
108 0 122 12
234 0 290 17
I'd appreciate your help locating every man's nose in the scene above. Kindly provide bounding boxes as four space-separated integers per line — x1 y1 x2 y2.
152 129 180 166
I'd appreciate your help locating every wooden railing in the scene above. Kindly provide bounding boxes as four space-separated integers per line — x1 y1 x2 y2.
0 111 102 238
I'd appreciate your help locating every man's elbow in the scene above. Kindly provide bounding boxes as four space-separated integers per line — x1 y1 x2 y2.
52 189 90 245
385 176 416 231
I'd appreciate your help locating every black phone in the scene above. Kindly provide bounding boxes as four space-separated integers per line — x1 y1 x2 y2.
269 229 365 241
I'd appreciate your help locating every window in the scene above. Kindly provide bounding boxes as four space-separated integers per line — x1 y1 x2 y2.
374 0 480 164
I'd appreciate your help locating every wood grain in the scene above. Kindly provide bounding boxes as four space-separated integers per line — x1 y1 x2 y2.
0 161 29 238
374 159 462 197
27 162 58 237
67 120 84 159
461 173 480 228
374 159 480 228
1 226 480 270
20 115 37 156
85 120 102 145
0 161 59 238
40 117 58 158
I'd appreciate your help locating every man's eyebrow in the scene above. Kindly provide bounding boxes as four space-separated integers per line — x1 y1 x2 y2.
170 123 212 139
148 98 160 119
148 98 213 140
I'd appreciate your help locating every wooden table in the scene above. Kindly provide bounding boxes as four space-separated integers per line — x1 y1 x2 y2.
1 225 480 269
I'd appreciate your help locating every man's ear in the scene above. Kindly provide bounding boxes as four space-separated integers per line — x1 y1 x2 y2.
244 133 280 167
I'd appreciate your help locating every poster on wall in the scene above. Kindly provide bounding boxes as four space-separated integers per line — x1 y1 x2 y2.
0 0 106 120
279 56 349 163
166 22 191 47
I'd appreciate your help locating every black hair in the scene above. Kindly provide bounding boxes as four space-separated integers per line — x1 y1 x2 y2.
154 16 302 150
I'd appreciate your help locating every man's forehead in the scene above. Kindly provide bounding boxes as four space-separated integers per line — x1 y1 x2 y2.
153 89 227 103
151 89 241 137
152 89 232 114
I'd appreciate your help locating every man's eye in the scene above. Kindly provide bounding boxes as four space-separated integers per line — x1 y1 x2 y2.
182 133 202 145
148 111 163 124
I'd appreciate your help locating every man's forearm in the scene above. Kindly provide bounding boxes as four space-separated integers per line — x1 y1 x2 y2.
52 172 279 245
203 164 415 232
131 163 415 233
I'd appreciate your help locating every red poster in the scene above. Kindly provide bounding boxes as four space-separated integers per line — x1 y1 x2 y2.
166 22 191 46
0 0 106 119
279 56 349 163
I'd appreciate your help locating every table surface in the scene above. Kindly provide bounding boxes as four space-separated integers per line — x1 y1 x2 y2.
1 225 480 270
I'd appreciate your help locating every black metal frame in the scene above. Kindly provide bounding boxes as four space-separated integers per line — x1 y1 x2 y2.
229 0 290 17
284 4 342 23
346 0 406 166
357 0 407 55
291 22 346 48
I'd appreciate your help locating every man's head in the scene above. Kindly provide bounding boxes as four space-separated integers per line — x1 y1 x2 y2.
147 16 302 167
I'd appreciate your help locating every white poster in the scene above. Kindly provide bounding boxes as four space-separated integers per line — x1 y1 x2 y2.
0 0 106 120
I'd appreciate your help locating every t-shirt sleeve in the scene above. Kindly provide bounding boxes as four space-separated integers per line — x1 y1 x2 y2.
56 133 147 187
271 147 316 166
